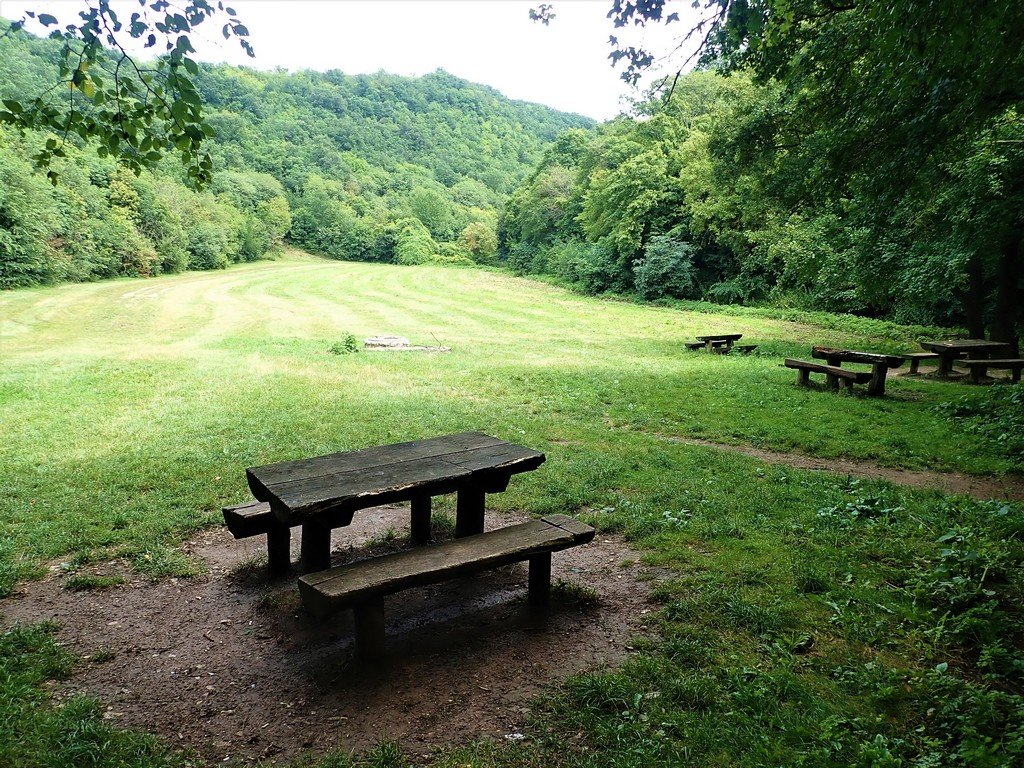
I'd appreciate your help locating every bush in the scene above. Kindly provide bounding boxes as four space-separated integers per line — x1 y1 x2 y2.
460 221 498 264
551 239 632 295
432 242 475 265
633 235 697 300
394 218 438 265
186 222 230 270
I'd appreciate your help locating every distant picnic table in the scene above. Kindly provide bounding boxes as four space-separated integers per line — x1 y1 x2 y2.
695 333 743 352
919 339 1013 377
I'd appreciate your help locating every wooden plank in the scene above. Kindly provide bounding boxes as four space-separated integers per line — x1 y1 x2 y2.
262 455 473 521
247 432 503 496
960 359 1024 368
696 333 743 342
784 359 870 382
222 500 275 538
247 434 543 523
298 517 595 618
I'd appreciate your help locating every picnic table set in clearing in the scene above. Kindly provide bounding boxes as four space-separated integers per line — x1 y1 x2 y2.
688 331 1022 395
223 432 593 660
784 339 1022 393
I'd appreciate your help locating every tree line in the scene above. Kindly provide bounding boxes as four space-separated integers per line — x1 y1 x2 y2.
0 17 591 287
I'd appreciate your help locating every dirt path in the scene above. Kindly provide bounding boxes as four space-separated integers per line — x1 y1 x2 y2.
668 437 1024 501
0 506 657 766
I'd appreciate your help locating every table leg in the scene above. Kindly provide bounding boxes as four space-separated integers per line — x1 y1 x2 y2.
970 365 987 384
528 552 552 606
937 353 954 377
300 520 332 573
410 494 431 543
455 485 486 537
867 364 887 396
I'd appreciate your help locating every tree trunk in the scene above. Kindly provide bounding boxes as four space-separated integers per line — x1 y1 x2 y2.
988 226 1022 356
965 254 986 339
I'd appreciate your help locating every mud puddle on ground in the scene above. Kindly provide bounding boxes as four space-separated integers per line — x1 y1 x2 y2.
0 506 656 766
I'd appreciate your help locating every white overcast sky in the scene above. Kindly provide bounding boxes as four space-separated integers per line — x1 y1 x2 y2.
0 0 700 120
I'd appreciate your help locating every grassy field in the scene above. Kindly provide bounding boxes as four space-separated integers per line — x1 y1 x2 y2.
1 252 1022 767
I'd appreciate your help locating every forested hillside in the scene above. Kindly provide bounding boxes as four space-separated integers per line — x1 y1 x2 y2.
0 18 592 288
500 12 1023 347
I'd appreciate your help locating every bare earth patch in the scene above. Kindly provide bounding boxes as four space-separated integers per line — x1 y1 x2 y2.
670 437 1024 501
0 506 656 766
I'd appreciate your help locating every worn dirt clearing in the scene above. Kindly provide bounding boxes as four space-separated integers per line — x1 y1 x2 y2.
0 506 656 766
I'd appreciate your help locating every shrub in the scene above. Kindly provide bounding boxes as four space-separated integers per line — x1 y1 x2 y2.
186 222 230 270
633 235 697 300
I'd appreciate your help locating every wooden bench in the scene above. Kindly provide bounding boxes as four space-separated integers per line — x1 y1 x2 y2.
785 358 873 391
902 352 942 375
811 346 904 396
961 359 1024 384
298 514 595 659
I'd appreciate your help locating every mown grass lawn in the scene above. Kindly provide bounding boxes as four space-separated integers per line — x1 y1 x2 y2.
1 252 1022 767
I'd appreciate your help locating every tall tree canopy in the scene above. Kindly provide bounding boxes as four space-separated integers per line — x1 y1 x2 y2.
584 0 1024 346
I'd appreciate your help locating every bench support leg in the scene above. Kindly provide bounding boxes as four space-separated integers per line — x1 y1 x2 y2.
266 521 291 575
455 485 486 538
971 366 987 384
353 600 386 661
826 373 840 390
1013 368 1022 384
528 552 552 606
300 520 332 574
867 365 887 397
937 355 955 377
410 494 431 543
909 359 920 375
796 369 810 387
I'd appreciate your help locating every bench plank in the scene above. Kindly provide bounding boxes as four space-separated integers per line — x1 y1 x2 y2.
298 514 594 619
961 359 1024 384
812 346 904 367
785 359 872 382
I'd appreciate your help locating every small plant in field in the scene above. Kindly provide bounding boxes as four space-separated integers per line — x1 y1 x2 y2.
328 334 360 355
64 573 126 592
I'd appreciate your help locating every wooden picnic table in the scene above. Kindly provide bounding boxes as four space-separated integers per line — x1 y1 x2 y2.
919 339 1012 377
811 346 905 397
245 432 545 573
695 333 743 352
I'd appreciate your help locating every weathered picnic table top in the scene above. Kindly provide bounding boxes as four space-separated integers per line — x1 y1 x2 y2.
246 432 545 523
696 333 743 342
920 339 1011 355
811 346 905 367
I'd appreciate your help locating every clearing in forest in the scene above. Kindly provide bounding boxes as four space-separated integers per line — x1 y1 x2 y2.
1 253 1021 767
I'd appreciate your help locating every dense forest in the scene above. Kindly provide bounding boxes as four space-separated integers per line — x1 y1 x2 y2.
0 17 591 287
500 70 1023 345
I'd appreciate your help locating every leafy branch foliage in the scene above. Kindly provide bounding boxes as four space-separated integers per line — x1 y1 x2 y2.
0 0 252 185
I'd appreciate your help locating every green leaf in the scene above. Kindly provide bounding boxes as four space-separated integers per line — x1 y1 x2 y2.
38 13 58 26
